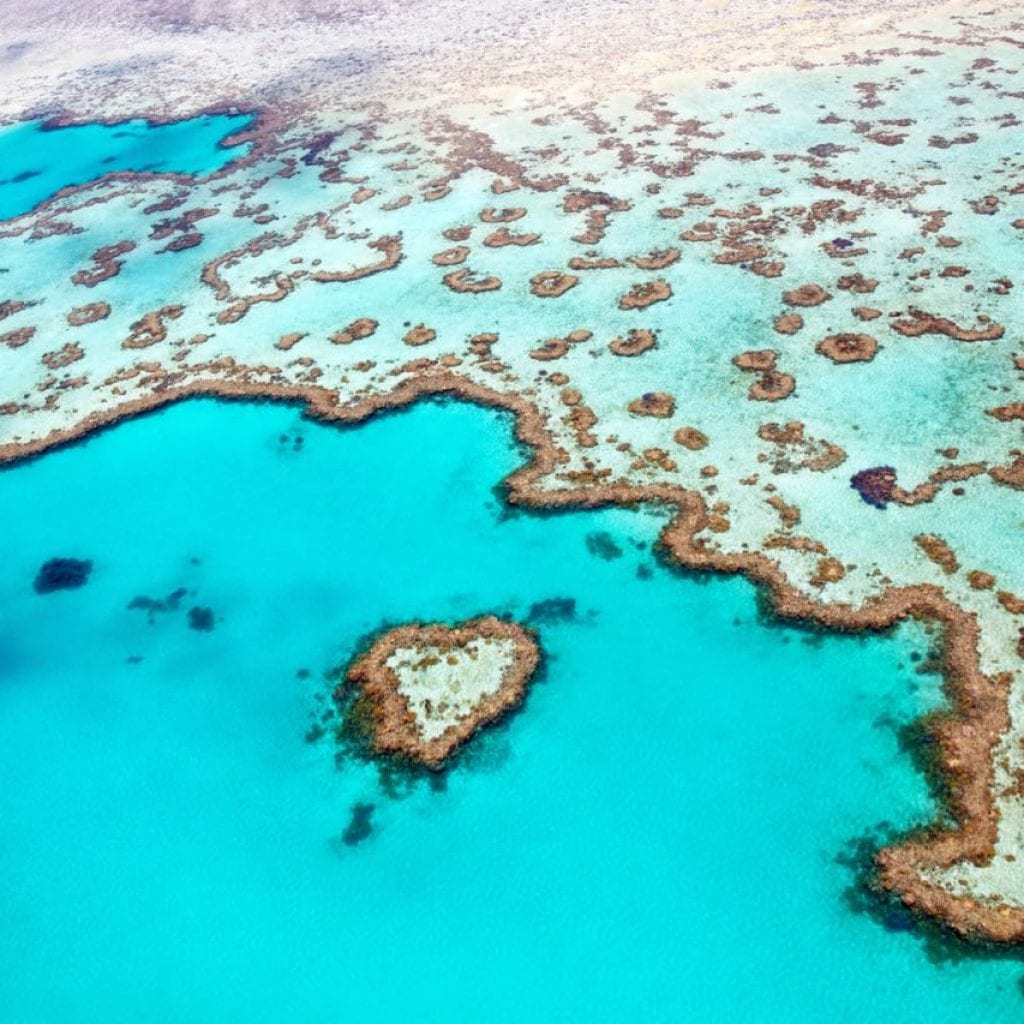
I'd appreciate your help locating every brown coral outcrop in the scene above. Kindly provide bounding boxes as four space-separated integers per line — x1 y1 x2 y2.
480 207 526 223
0 299 32 320
432 246 470 266
815 332 879 363
122 305 183 349
484 227 540 247
71 240 135 288
618 280 672 310
811 557 846 587
529 329 591 361
568 256 621 271
1 326 36 349
733 349 778 373
853 306 882 321
631 248 680 270
275 332 306 351
609 329 657 357
67 302 111 327
443 269 502 293
836 272 877 293
990 454 1024 490
41 342 84 369
674 427 708 450
773 313 804 334
968 571 996 591
627 392 675 417
733 350 794 401
783 283 831 307
341 616 540 769
530 271 579 298
403 324 436 346
915 534 960 574
330 318 378 344
987 404 1024 423
309 235 403 283
890 309 1004 342
749 371 796 401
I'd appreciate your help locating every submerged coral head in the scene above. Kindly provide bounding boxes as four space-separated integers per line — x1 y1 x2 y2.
850 466 898 509
33 557 92 593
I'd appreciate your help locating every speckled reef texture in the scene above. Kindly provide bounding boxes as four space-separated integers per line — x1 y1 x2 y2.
2 0 1024 941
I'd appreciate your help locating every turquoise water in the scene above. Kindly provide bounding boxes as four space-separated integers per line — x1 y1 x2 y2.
0 398 1021 1022
0 114 251 219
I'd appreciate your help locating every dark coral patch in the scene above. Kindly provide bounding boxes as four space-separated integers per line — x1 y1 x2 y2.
526 597 578 624
187 606 215 631
128 587 188 622
586 531 624 560
33 557 92 593
341 802 375 847
850 466 897 509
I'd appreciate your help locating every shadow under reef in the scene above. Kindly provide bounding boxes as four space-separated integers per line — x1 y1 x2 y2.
837 820 1024 986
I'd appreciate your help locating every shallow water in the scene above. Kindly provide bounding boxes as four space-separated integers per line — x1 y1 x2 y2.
0 113 251 220
0 397 1021 1022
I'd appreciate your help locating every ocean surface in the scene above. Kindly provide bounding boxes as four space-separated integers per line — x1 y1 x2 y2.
0 113 251 220
2 107 1023 1022
0 396 1022 1022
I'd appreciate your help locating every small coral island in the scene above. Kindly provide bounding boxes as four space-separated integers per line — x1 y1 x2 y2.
341 616 541 769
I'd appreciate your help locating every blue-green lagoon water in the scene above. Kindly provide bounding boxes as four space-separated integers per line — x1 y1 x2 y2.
1 398 1022 1021
0 114 251 220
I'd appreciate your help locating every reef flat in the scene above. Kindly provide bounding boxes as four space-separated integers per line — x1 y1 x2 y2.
1 0 1024 942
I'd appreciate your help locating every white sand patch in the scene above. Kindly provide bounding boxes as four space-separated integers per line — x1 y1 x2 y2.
387 637 517 741
0 0 985 121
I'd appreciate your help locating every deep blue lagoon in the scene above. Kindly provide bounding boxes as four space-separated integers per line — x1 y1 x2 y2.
0 398 1021 1021
0 113 251 220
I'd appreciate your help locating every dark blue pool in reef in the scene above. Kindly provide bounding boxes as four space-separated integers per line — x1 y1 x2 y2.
0 112 252 219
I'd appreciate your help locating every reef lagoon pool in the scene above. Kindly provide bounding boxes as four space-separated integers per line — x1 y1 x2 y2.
0 113 252 221
1 397 1022 1022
